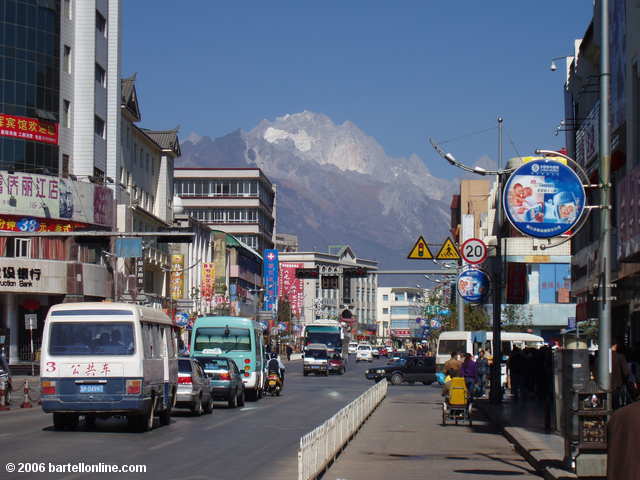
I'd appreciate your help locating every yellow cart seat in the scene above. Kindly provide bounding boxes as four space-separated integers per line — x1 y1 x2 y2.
448 377 468 406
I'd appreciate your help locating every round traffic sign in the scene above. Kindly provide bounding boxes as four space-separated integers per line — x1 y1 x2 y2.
461 238 488 265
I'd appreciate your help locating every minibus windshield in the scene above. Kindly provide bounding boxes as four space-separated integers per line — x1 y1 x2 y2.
49 322 135 355
194 327 251 353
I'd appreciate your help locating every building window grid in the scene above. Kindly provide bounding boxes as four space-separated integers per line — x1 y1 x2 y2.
96 10 106 36
95 62 105 87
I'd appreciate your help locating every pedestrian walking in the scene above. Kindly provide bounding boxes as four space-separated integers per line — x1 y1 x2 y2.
476 350 489 397
460 353 477 397
507 347 524 400
607 400 640 480
611 338 631 409
285 344 293 362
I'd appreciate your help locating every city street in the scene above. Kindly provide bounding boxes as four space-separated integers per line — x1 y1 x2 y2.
1 358 539 480
1 359 378 480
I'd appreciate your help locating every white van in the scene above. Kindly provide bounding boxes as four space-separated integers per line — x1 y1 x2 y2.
40 303 178 432
436 331 544 367
348 342 358 354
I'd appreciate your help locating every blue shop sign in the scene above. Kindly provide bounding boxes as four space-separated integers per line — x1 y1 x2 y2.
503 159 585 238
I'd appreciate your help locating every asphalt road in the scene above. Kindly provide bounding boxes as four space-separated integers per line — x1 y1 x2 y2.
0 357 380 480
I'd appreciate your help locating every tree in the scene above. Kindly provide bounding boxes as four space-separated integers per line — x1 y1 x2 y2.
277 297 291 325
464 304 491 331
502 304 533 332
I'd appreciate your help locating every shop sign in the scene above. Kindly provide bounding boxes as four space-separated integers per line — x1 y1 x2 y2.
170 254 184 300
391 329 411 337
0 216 87 233
457 267 491 303
503 159 585 239
0 171 113 227
135 258 145 291
201 262 215 300
0 258 66 294
278 262 304 319
0 113 58 144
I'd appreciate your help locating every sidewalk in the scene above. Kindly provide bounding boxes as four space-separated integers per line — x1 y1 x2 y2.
2 375 41 410
325 386 541 480
475 395 578 480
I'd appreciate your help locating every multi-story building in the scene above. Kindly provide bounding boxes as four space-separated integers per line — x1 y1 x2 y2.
376 287 424 346
563 1 640 345
274 233 299 252
174 168 276 253
278 246 377 340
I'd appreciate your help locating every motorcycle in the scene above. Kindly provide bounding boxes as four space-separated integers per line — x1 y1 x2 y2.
264 372 282 396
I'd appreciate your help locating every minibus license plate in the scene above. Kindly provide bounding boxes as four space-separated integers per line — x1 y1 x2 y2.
311 365 319 369
79 385 104 393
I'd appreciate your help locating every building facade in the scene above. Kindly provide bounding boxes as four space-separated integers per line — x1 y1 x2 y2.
279 246 378 339
174 168 276 254
376 286 424 346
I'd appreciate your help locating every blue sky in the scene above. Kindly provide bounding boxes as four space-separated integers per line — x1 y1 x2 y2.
123 1 593 180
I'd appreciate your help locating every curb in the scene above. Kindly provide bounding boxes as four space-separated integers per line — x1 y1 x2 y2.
476 402 577 480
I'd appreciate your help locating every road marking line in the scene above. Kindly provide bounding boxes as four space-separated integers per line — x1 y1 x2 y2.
149 436 184 451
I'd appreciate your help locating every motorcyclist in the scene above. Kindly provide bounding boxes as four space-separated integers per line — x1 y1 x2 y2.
267 353 285 382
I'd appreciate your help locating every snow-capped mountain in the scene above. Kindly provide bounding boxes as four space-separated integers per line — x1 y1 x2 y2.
178 111 457 280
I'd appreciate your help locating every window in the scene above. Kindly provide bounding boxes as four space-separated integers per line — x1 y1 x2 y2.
49 322 135 356
15 238 31 258
382 294 389 302
64 0 72 20
63 45 71 73
62 155 70 177
95 63 105 87
382 307 389 314
96 11 106 35
62 100 71 128
94 115 105 138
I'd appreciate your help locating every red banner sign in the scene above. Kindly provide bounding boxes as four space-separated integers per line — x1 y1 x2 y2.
0 113 58 145
279 262 304 319
0 215 88 233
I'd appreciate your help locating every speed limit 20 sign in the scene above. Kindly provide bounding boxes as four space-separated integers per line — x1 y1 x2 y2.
461 238 487 265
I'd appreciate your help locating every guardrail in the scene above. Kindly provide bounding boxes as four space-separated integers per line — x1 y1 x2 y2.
298 380 387 480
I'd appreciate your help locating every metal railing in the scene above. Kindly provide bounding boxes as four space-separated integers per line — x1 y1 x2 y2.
298 380 387 480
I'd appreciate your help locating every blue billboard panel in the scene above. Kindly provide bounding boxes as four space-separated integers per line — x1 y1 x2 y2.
503 159 585 238
457 268 491 303
263 249 279 311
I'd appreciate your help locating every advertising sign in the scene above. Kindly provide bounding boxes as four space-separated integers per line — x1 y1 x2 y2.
200 262 215 300
278 262 304 319
503 159 585 238
170 254 184 300
0 113 58 144
174 312 189 328
263 249 279 311
135 258 145 291
457 268 491 303
213 232 227 294
0 171 113 227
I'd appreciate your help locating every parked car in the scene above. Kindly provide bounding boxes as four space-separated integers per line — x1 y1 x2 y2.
195 356 245 408
348 342 358 355
176 358 214 415
366 356 436 385
356 344 373 362
328 355 346 375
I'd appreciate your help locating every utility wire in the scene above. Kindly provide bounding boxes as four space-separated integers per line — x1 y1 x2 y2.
505 128 523 159
438 126 498 145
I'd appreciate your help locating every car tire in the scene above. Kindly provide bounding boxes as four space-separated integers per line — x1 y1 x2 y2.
159 407 172 426
192 395 204 416
422 381 433 386
228 391 237 408
203 395 214 414
390 373 403 386
84 414 96 428
303 372 308 376
408 381 415 385
237 388 245 407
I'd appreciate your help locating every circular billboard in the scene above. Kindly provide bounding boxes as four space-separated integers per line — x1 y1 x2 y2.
457 268 491 303
503 159 585 238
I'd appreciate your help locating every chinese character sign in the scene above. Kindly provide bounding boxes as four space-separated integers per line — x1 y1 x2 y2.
278 262 304 319
170 254 185 300
0 113 58 145
503 159 586 239
262 249 279 311
201 263 215 300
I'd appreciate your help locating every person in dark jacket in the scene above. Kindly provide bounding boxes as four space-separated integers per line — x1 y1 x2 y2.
611 339 630 409
285 344 293 362
460 353 477 397
475 350 489 397
607 400 640 480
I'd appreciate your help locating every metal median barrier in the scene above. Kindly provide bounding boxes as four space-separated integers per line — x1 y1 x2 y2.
298 380 388 480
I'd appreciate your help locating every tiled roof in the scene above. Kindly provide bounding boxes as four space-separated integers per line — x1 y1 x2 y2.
142 127 181 156
121 73 136 103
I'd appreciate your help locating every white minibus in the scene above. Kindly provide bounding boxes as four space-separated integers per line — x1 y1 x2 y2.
40 303 178 432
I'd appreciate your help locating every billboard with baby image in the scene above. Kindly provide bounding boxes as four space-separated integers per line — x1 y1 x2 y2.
503 159 585 238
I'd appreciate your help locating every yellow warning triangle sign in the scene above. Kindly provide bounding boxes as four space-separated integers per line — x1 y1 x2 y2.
435 237 460 260
407 236 433 259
